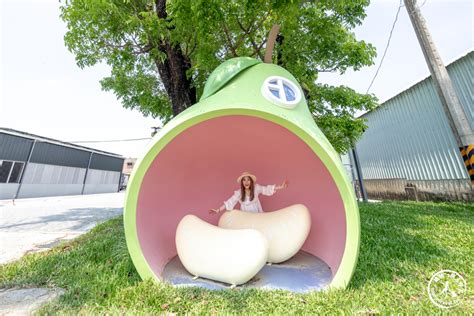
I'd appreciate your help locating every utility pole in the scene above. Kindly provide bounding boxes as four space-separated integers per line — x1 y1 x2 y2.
404 0 474 182
13 139 37 203
81 152 93 195
351 146 368 202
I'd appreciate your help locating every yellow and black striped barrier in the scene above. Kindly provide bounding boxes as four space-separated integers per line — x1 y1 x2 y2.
460 145 474 184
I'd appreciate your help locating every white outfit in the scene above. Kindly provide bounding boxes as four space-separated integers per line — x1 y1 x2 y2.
224 183 276 213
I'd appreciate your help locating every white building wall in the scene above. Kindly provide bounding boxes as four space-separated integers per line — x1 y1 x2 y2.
18 163 86 198
83 169 120 194
0 183 20 199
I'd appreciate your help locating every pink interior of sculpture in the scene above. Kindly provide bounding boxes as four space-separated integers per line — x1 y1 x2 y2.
136 115 346 279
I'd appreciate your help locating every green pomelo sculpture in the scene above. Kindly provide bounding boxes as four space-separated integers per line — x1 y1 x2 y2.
124 57 360 290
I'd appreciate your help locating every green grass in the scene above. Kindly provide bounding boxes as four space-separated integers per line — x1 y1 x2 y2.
1 201 473 314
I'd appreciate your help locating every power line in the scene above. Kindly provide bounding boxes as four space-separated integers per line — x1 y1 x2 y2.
402 0 428 13
68 137 152 144
366 0 403 94
67 127 161 144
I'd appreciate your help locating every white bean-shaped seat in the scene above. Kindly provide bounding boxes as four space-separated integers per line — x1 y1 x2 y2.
218 204 311 263
175 214 269 286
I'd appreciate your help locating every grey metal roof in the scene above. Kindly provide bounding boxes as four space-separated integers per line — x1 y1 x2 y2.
30 142 92 169
360 50 473 119
90 153 124 172
0 127 123 158
0 133 33 162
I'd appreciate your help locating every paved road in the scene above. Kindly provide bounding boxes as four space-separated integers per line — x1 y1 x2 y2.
0 193 124 264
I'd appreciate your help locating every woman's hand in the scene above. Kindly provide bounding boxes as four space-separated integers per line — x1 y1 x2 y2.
209 208 221 214
276 180 289 190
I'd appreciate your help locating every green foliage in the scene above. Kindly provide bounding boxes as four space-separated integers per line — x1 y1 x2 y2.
1 202 472 314
60 0 378 151
312 84 376 153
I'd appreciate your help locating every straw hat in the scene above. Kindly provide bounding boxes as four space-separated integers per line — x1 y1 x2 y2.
236 171 257 184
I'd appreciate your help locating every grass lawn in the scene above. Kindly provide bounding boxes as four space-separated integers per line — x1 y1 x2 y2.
1 201 473 314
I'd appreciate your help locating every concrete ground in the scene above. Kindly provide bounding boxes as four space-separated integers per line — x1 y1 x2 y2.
0 192 124 264
0 288 65 315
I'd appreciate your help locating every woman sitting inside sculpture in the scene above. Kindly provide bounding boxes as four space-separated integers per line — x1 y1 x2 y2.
209 171 289 214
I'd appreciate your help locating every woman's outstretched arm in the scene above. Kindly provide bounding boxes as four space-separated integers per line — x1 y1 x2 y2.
257 180 289 196
209 204 225 214
275 179 289 190
209 190 240 214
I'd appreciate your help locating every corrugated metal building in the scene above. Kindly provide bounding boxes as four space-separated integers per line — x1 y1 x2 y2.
0 128 124 200
351 51 473 201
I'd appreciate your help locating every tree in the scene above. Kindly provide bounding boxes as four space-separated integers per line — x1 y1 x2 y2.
60 0 377 153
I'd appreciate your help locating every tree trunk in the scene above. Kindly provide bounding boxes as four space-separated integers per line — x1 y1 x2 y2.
154 0 196 116
154 44 196 116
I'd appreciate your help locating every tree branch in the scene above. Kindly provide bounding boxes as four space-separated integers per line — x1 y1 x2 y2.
221 20 238 57
249 36 265 60
155 0 167 19
102 38 152 56
234 16 256 50
235 11 271 60
187 34 198 56
315 66 340 73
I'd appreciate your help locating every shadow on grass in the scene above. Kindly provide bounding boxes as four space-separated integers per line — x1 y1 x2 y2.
349 201 473 289
0 217 139 309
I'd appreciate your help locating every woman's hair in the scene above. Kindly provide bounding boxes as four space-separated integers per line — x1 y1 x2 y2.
240 176 255 202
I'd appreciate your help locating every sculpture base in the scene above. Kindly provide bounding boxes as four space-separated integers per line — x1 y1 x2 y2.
162 250 332 293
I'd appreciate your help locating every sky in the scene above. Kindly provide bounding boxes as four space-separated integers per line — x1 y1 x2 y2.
1 0 473 158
